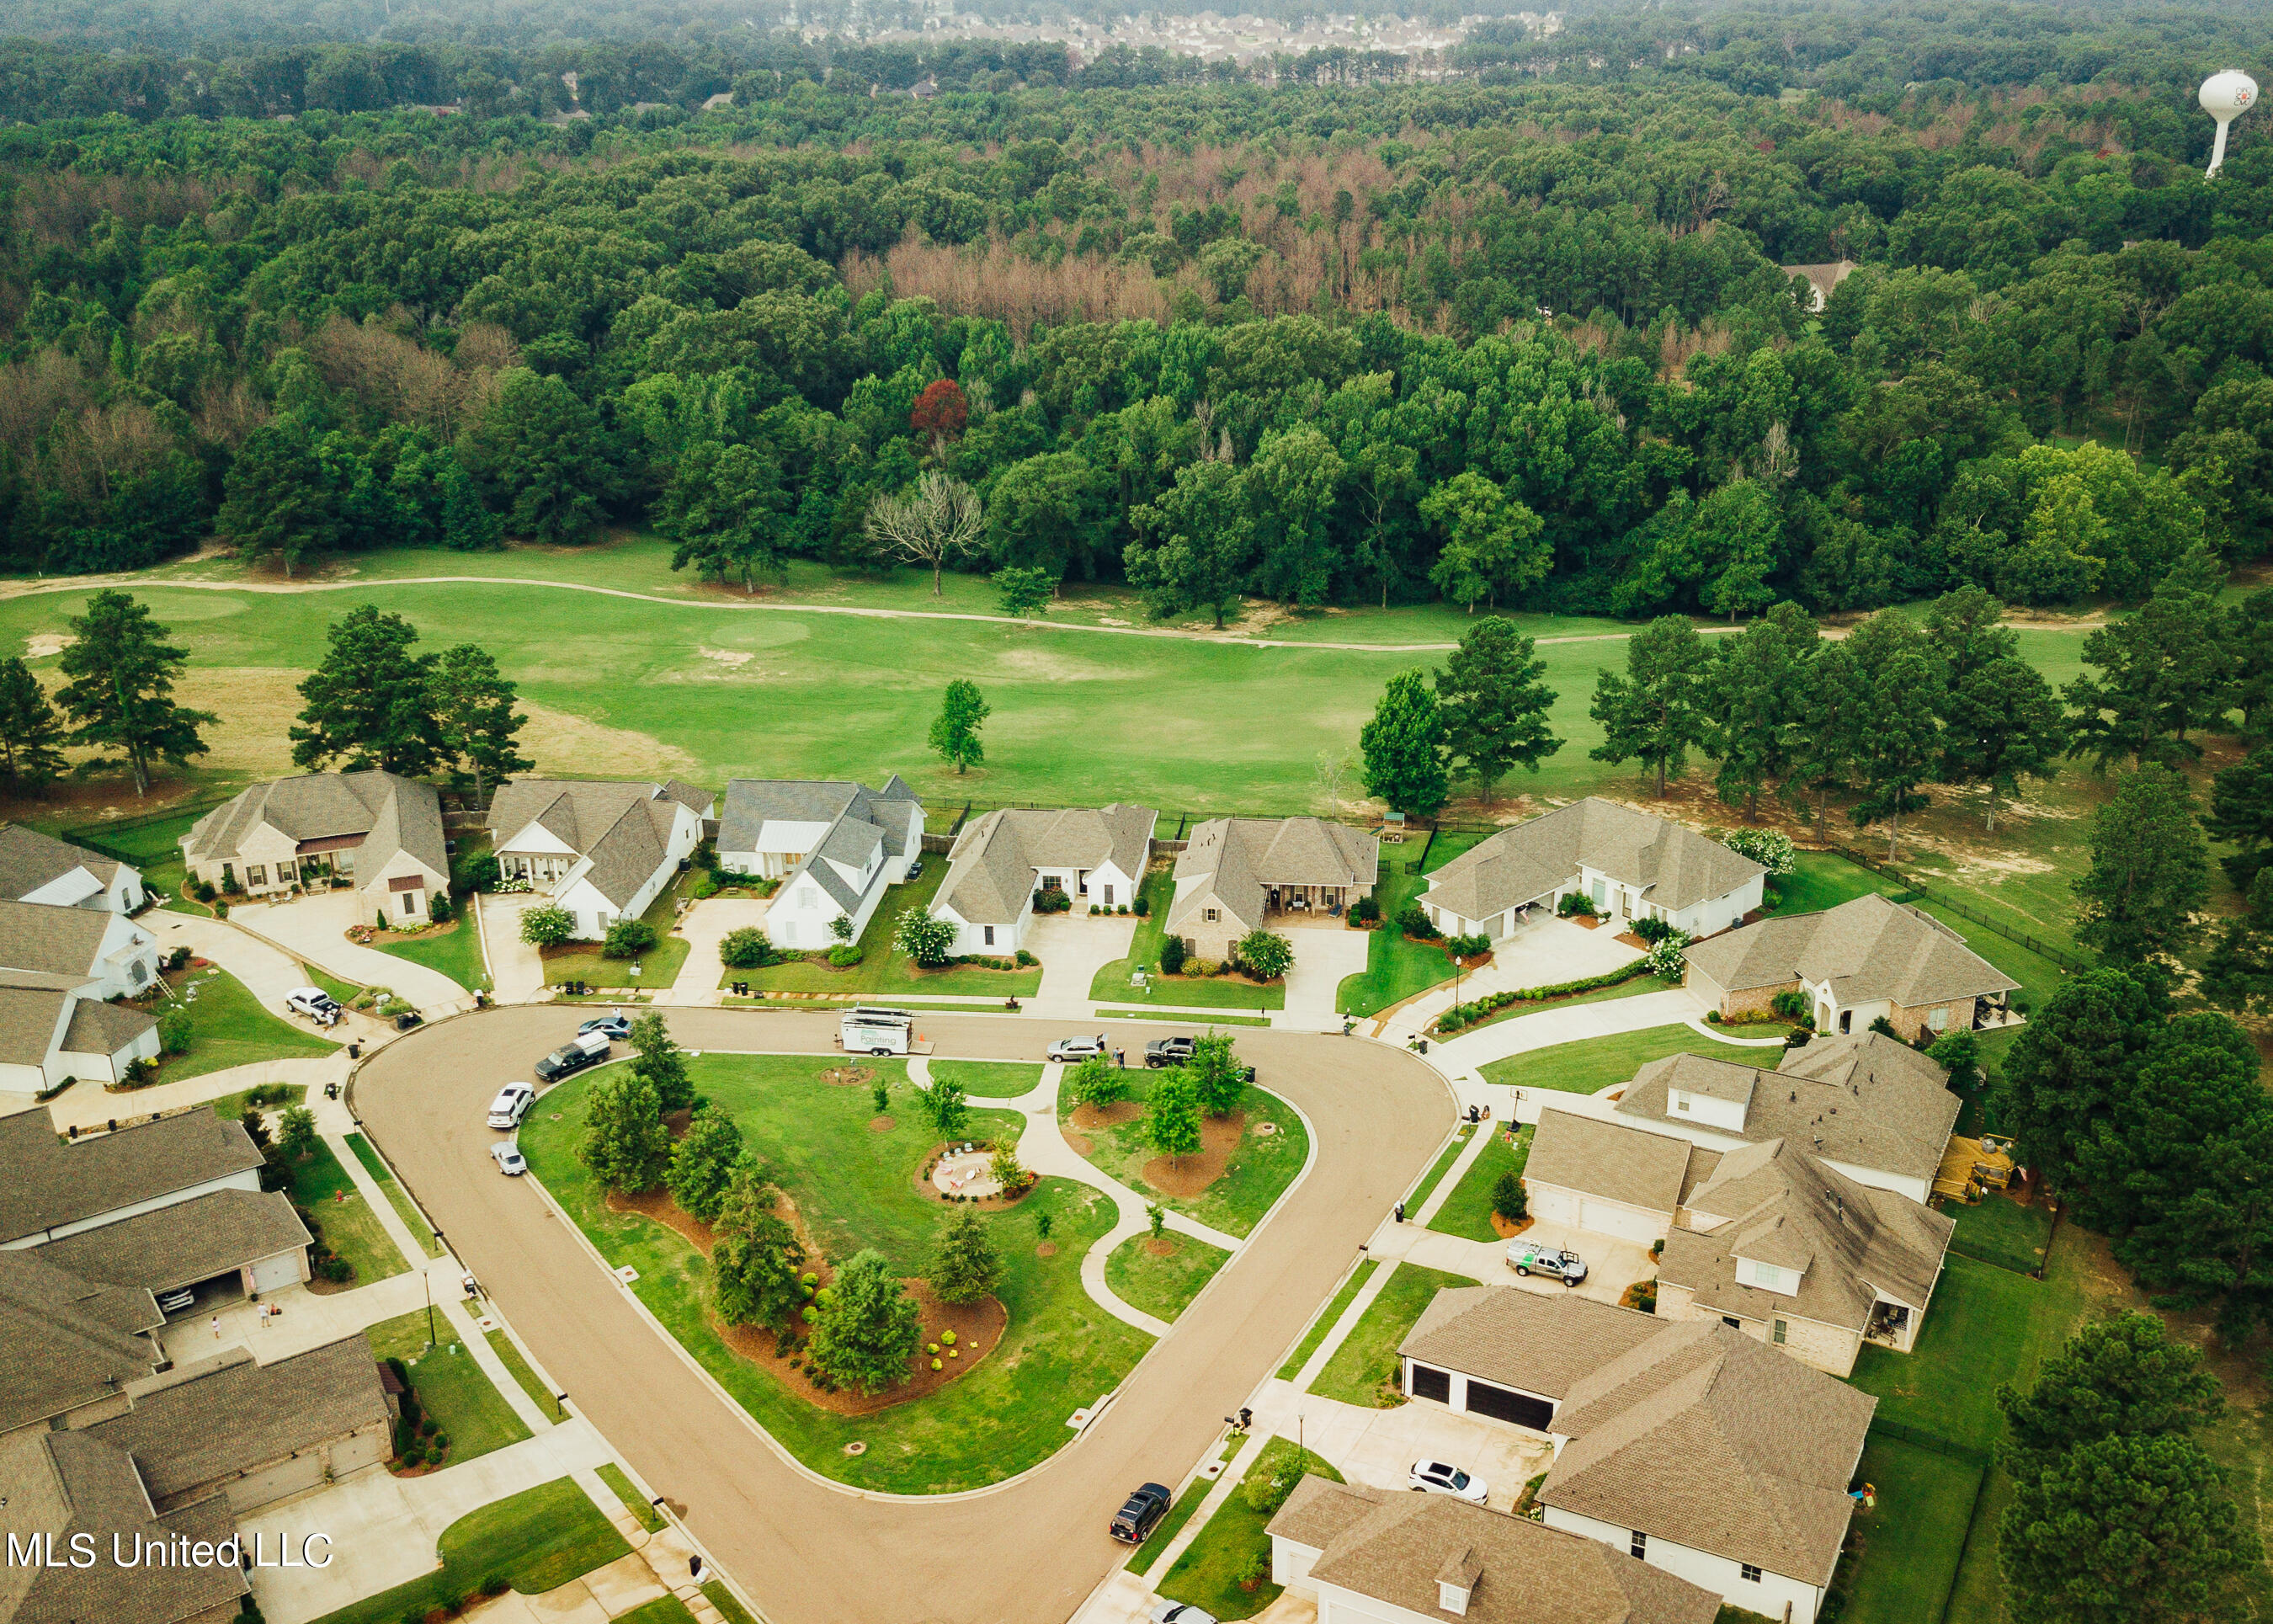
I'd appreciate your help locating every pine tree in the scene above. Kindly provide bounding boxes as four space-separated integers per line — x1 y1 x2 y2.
929 1208 1003 1306
664 1104 744 1223
289 603 446 776
629 1012 694 1114
1926 588 2065 830
1435 616 1561 807
2064 546 2233 771
2074 764 2211 966
806 1249 922 1396
1840 611 1944 860
1997 1313 2224 1477
578 1073 671 1192
1993 967 2164 1201
1589 615 1710 798
0 658 67 793
1359 667 1449 817
1704 601 1817 819
429 642 532 801
54 591 216 797
2203 868 2273 1014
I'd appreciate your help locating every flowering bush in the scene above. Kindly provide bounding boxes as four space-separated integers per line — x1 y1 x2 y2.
1644 929 1694 980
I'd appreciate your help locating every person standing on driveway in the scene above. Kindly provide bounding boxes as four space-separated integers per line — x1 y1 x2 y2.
1115 1047 1126 1069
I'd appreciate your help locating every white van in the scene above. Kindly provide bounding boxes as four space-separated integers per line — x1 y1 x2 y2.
840 1007 914 1057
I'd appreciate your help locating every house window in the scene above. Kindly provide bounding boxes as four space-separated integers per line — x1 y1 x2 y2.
1630 1531 1647 1559
1753 1262 1785 1291
1772 1319 1788 1344
1204 908 1219 923
400 892 418 917
1928 1006 1949 1031
1741 1564 1763 1583
1838 1009 1853 1034
1103 884 1114 905
247 865 267 886
983 925 995 947
277 861 297 884
1041 876 1063 892
1672 1090 1691 1114
1722 1316 1743 1330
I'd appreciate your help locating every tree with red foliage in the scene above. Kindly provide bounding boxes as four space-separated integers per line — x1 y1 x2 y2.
910 380 968 458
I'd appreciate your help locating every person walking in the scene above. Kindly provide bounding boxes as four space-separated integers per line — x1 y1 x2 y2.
210 1315 221 1340
1115 1047 1126 1069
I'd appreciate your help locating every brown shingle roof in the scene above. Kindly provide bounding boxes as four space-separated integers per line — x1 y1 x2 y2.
0 983 71 1066
1427 799 1765 924
1269 1476 1720 1624
0 898 115 979
60 998 157 1061
1683 893 2016 1006
1400 1287 1666 1398
939 805 1158 927
35 1189 310 1294
185 772 445 887
1525 1110 1694 1214
0 1248 162 1431
0 1109 263 1244
1168 817 1379 938
0 824 115 902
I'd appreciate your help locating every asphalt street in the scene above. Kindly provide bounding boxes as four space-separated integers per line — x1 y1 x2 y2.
350 1009 1454 1624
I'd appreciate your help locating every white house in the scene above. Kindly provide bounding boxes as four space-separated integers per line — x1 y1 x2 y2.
183 772 450 928
1267 1472 1720 1624
0 900 165 1097
1397 1289 1875 1624
487 780 711 942
0 825 144 913
717 778 924 950
934 804 1158 956
1424 798 1764 940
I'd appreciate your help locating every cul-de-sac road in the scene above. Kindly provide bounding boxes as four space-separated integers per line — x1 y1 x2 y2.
352 1009 1454 1624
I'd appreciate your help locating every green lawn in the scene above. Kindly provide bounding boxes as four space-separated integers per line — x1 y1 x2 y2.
1428 1126 1530 1243
486 1328 567 1422
306 965 363 1005
700 1581 763 1624
1944 1195 2053 1277
145 965 337 1083
1104 1232 1232 1322
375 912 490 993
1403 1126 1474 1213
1478 1022 1727 1094
614 1600 699 1624
304 1478 629 1624
597 1462 665 1532
209 1082 306 1121
544 882 692 989
365 1309 533 1466
344 1131 444 1258
1158 1439 1344 1621
1336 833 1484 1017
1088 867 1286 1009
1127 1476 1216 1578
926 1060 1043 1098
1098 1007 1275 1025
1839 1437 1986 1624
1277 1259 1379 1380
1435 969 1666 1037
518 1052 1152 1494
1058 1066 1309 1238
1852 1254 2087 1447
59 806 216 915
279 1137 407 1286
1307 1262 1479 1408
1771 851 1909 915
729 865 1041 996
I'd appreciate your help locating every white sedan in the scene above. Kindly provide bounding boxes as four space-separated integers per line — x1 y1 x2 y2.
490 1142 528 1176
1408 1459 1488 1504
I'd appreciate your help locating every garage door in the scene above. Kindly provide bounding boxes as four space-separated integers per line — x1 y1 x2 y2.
1530 1186 1581 1227
250 1250 304 1293
1409 1364 1451 1403
1464 1379 1554 1430
1579 1199 1665 1246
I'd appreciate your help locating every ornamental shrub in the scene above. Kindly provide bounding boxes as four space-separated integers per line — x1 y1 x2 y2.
721 926 774 968
1642 930 1692 980
1133 896 1150 917
1158 934 1187 974
1557 892 1596 918
1720 827 1797 878
828 945 862 966
1771 988 1810 1021
603 918 657 959
1397 901 1439 939
1349 895 1381 924
1631 915 1674 944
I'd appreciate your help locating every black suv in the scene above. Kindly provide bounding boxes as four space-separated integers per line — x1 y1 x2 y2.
1110 1483 1173 1543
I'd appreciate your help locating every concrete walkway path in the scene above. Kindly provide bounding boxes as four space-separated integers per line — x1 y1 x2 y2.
1427 986 1706 1079
44 1052 347 1133
477 894 550 1005
662 897 771 1009
232 892 475 1013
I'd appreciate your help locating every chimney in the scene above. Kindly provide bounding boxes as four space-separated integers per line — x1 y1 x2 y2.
1436 1546 1482 1616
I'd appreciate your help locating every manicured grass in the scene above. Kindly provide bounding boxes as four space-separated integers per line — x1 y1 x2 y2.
364 1309 533 1465
927 1060 1043 1098
306 966 363 1005
1336 833 1483 1017
1097 1008 1275 1025
700 1580 763 1624
1908 898 2071 1014
519 1053 1152 1494
1839 1437 1985 1624
732 865 1041 996
1477 1022 1723 1094
1851 1254 2089 1449
1158 1438 1344 1621
146 965 337 1082
1429 1125 1530 1243
1308 1262 1479 1408
374 912 490 993
304 1478 630 1624
544 885 692 990
280 1138 407 1286
613 1600 699 1624
1945 1195 2053 1277
1435 969 1666 1036
597 1462 665 1532
1126 1478 1215 1577
486 1328 567 1423
1058 1067 1309 1238
209 1082 306 1121
1104 1232 1232 1323
1770 851 1908 915
1403 1126 1474 1213
1089 867 1286 1009
1278 1260 1381 1382
343 1130 444 1258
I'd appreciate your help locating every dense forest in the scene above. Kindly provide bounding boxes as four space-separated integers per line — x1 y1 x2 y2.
5 0 2273 625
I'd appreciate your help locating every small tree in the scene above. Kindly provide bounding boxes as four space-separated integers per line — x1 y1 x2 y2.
157 1009 192 1056
806 1249 923 1395
629 1011 694 1113
428 892 453 924
1491 1168 1528 1224
519 903 575 947
929 679 989 775
894 908 956 966
1233 929 1293 982
720 926 773 968
1927 1030 1982 1095
1359 667 1449 817
578 1073 672 1192
929 1208 1003 1305
711 1161 804 1334
989 1140 1025 1190
828 913 855 945
871 1078 892 1116
1143 1070 1204 1169
1147 1201 1168 1240
603 918 657 960
919 1076 969 1140
993 565 1054 618
1064 1055 1129 1110
665 1104 744 1223
277 1104 318 1160
1187 1032 1248 1117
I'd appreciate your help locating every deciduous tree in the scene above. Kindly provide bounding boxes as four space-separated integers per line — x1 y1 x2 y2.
1589 615 1710 798
658 440 787 594
1126 457 1253 629
1143 1068 1204 1169
290 604 445 776
1186 1031 1248 1116
1360 668 1448 817
893 907 956 966
429 642 531 801
866 470 984 596
929 679 988 775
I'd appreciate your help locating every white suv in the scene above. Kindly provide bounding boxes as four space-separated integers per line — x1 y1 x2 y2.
487 1083 536 1129
1046 1034 1110 1062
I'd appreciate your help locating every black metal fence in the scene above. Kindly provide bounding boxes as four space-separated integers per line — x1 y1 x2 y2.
1812 844 2088 977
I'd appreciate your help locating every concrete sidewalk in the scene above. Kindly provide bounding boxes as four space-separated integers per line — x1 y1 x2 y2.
476 894 549 1004
661 897 771 1009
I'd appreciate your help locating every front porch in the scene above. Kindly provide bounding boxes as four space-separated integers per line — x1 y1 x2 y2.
1264 883 1355 922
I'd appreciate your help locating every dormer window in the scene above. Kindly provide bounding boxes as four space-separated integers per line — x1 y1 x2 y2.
1752 1261 1786 1290
1672 1090 1691 1113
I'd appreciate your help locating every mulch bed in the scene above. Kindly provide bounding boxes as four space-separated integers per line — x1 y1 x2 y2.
1143 1234 1179 1258
1069 1100 1141 1131
1141 1110 1246 1200
910 1141 1032 1209
869 1113 897 1133
1491 1213 1535 1238
819 1064 877 1089
716 1280 1007 1417
1614 930 1649 950
1572 915 1605 930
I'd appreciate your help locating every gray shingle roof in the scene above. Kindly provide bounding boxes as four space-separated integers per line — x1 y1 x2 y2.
1525 1110 1695 1213
60 998 157 1061
938 805 1159 927
1616 1034 1962 1186
0 1248 162 1431
0 1109 264 1244
184 772 446 887
0 898 115 979
88 1337 390 1503
35 1189 310 1294
487 780 687 910
1400 1286 1666 1398
1659 1139 1955 1334
0 824 117 902
1427 799 1765 924
659 779 716 817
1683 893 2018 1006
1168 817 1379 938
718 779 925 914
1269 1476 1720 1624
1541 1321 1876 1584
0 983 71 1066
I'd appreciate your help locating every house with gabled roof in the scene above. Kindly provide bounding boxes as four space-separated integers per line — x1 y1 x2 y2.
718 777 924 950
934 804 1157 956
1423 798 1764 940
0 1109 267 1250
0 824 145 913
1682 892 2019 1041
1168 816 1378 961
183 772 448 928
0 896 165 1098
487 779 710 941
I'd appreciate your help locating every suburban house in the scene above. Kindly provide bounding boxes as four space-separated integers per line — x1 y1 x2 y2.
1422 798 1764 941
0 898 165 1096
0 1247 169 1435
487 779 711 941
1682 892 2019 1041
0 1109 268 1249
934 804 1158 956
182 772 449 927
1168 816 1380 961
1266 1472 1721 1624
1398 1291 1874 1624
717 778 925 950
1656 1138 1954 1376
0 824 145 913
1782 258 1858 312
1522 1109 1705 1246
35 1188 312 1306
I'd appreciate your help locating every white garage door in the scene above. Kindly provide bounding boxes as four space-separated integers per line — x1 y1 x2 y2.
1578 1199 1665 1246
251 1250 304 1293
1530 1186 1582 1227
1324 1593 1412 1624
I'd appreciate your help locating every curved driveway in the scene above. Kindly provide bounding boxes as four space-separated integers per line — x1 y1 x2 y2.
352 1009 1452 1624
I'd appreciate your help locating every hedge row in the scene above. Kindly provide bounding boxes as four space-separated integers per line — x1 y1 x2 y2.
1430 960 1661 1035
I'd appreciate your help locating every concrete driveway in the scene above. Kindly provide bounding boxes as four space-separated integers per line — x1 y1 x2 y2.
1025 911 1136 1015
1385 913 1643 1039
1279 924 1370 1026
476 893 551 1004
663 897 773 1007
232 892 471 1012
1260 1383 1552 1515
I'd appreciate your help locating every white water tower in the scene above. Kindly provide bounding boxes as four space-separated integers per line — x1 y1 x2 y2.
2202 69 2259 178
